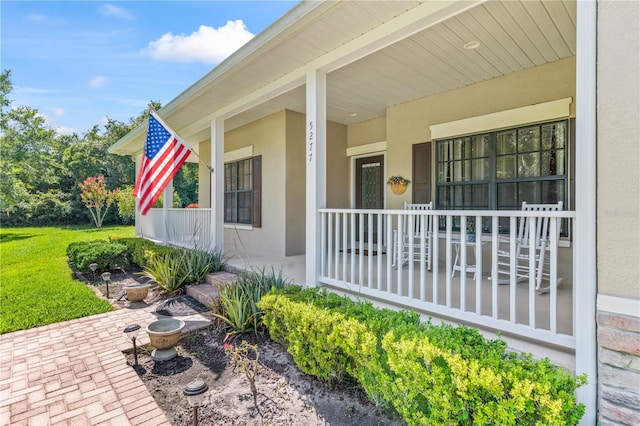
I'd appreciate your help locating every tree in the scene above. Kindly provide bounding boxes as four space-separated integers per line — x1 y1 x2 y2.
0 70 60 217
114 185 135 224
78 175 118 228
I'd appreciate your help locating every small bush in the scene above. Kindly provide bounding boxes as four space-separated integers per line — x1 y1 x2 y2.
110 237 177 267
66 240 129 273
258 287 586 425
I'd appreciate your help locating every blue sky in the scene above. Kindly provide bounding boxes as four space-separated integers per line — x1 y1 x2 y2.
1 1 298 135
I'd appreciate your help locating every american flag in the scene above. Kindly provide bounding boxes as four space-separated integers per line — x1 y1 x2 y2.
133 111 192 215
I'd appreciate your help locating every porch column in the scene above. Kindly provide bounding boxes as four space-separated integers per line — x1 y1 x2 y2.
575 0 597 424
162 179 173 245
210 117 225 250
305 70 327 287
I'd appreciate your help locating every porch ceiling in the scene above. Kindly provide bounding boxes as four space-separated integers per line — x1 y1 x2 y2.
110 0 576 155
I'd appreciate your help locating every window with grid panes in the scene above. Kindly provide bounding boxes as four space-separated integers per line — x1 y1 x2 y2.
224 158 253 224
435 120 568 233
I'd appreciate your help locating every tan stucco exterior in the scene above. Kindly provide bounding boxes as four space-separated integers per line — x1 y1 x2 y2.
284 110 306 256
197 142 211 208
222 111 288 257
347 116 386 148
193 110 349 258
348 57 576 210
597 1 640 299
326 120 349 209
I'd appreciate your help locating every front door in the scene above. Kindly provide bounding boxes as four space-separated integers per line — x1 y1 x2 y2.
355 155 384 243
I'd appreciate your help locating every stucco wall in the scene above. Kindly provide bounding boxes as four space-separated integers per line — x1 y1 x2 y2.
382 57 576 209
197 142 211 208
596 1 640 299
596 2 640 423
326 121 349 208
347 116 386 147
285 110 306 256
223 111 287 257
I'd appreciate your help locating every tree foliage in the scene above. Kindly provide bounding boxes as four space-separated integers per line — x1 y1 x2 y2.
0 70 199 226
78 175 119 228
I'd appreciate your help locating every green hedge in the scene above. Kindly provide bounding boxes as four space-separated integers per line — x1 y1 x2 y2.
66 240 130 273
258 287 586 425
109 236 177 267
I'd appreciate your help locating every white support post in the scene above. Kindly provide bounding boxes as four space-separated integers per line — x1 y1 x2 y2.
211 117 225 251
306 70 327 287
162 180 173 245
133 154 142 238
575 1 597 424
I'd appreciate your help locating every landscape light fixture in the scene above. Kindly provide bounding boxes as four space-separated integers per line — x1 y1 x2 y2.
183 380 208 426
89 263 98 277
101 272 111 298
123 324 141 366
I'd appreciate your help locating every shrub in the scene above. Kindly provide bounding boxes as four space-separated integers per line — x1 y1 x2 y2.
66 240 129 273
258 287 586 425
110 237 177 267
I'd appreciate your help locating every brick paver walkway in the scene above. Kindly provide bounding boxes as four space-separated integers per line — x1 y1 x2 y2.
0 304 213 425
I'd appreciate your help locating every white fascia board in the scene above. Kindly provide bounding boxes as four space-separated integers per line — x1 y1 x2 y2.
180 0 486 139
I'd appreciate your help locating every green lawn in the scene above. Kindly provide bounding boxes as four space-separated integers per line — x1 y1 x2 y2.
0 225 135 334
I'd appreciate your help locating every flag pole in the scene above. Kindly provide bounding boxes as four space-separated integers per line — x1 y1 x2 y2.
148 104 214 173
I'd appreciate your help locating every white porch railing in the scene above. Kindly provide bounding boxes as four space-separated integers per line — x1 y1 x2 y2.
138 208 213 249
318 208 576 350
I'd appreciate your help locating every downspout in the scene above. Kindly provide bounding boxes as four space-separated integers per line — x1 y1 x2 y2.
575 0 598 424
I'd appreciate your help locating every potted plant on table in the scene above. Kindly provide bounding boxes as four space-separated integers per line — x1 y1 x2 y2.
387 176 410 195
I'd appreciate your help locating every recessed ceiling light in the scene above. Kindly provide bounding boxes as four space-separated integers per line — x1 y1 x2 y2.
348 112 358 117
463 40 481 50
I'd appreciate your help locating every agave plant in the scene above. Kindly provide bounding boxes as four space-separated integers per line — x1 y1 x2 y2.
212 266 291 336
139 252 187 294
212 283 256 336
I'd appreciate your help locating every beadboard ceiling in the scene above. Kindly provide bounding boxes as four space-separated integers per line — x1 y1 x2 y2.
111 0 576 154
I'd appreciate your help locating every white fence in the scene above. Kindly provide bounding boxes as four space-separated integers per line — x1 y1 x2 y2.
318 208 576 349
138 208 212 249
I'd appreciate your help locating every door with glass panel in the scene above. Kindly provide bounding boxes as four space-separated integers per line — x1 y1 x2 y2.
355 155 384 244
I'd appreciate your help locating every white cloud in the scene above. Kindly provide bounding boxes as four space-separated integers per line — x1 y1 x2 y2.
98 4 133 20
15 86 61 95
52 108 65 117
28 14 46 22
55 125 78 136
35 112 72 135
89 76 109 88
143 20 254 64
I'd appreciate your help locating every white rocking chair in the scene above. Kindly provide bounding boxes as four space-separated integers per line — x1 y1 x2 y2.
495 201 563 293
392 202 433 270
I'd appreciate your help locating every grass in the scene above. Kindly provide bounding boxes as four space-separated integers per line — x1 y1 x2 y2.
0 225 135 334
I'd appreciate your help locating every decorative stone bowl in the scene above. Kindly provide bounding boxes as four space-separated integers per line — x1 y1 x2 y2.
146 319 185 361
123 283 151 302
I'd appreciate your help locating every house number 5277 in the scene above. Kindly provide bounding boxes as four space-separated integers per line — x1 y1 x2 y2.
308 121 314 162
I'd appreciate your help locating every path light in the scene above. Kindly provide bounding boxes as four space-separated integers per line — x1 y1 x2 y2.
101 272 111 298
89 263 98 279
123 324 141 367
183 380 208 426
